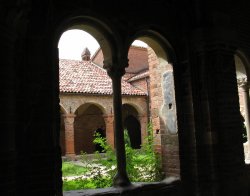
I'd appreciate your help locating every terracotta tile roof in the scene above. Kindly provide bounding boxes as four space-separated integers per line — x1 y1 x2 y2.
127 70 149 82
59 59 146 96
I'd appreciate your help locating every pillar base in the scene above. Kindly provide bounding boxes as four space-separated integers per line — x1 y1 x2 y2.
65 153 76 161
113 172 131 187
245 153 250 164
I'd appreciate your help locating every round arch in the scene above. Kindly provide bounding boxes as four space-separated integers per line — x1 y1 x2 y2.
53 14 121 69
122 101 144 117
60 104 68 114
74 102 107 116
235 50 250 163
126 28 177 66
74 103 106 154
235 50 250 80
126 29 180 176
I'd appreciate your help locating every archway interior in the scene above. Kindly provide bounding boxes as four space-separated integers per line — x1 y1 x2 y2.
235 54 248 160
235 55 247 80
75 104 106 154
124 115 142 149
58 27 108 155
122 104 141 149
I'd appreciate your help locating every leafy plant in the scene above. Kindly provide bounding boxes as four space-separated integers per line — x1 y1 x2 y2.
62 161 88 177
124 123 163 182
242 123 247 143
63 122 163 191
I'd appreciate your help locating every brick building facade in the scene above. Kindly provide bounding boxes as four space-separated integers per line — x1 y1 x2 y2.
59 45 181 177
59 50 148 157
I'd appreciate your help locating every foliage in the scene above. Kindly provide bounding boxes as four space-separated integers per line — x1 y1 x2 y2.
63 122 163 191
62 161 88 177
242 123 248 143
124 123 163 182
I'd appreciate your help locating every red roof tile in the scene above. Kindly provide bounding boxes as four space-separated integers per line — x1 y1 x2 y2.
59 59 146 96
127 70 149 82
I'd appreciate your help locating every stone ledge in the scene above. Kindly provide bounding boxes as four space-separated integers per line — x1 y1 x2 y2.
64 177 181 196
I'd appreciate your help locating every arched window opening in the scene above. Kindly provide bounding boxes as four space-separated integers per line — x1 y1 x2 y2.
235 53 250 163
128 36 179 178
57 25 179 192
122 104 142 149
74 103 105 154
124 115 141 149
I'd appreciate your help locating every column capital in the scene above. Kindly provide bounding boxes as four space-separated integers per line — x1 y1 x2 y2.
237 78 249 91
63 113 76 124
103 58 128 78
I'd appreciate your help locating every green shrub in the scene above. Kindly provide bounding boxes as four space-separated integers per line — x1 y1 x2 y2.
62 162 88 177
242 123 247 143
63 122 163 190
124 123 163 182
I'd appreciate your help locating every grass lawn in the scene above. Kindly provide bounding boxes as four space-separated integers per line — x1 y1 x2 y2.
62 161 88 177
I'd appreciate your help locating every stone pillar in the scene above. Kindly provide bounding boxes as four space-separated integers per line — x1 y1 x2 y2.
63 113 76 159
104 59 131 187
189 27 248 195
0 24 17 196
139 115 148 144
103 114 114 148
238 78 250 163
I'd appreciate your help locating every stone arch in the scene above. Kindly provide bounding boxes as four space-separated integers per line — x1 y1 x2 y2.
127 30 180 176
74 103 106 154
235 50 250 80
235 50 248 116
122 101 144 116
60 103 68 114
53 14 122 75
235 50 250 162
122 103 139 120
127 29 178 134
74 102 107 116
127 29 176 65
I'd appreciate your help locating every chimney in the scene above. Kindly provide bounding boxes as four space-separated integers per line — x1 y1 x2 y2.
81 47 91 61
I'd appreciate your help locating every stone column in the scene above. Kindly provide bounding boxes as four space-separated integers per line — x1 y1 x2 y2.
103 114 114 148
189 27 247 195
63 113 76 159
104 59 131 187
0 24 17 195
238 78 250 163
139 115 148 144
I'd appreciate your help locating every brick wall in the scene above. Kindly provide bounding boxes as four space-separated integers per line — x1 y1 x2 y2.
60 94 148 154
147 47 180 177
92 46 148 74
130 78 148 93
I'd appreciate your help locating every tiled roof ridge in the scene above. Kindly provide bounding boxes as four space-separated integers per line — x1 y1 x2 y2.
90 45 147 62
130 45 148 49
59 58 146 96
90 46 101 61
127 70 149 82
